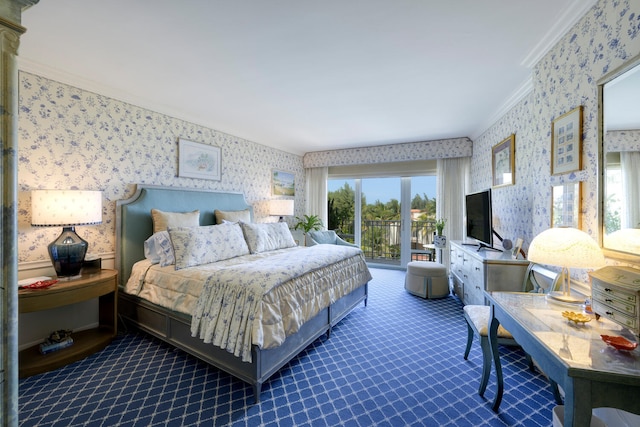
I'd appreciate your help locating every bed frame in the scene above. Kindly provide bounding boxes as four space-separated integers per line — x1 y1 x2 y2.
115 185 368 402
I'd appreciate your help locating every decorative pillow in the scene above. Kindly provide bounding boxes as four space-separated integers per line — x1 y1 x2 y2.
240 222 297 254
214 209 251 224
168 223 250 270
151 209 200 233
143 231 176 267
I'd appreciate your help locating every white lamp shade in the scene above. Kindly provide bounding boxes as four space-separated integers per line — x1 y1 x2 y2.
269 199 294 217
528 227 605 269
31 190 103 226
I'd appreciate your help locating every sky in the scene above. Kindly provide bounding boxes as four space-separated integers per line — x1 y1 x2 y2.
328 176 436 204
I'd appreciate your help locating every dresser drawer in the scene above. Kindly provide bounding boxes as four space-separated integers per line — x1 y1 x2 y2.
592 300 637 330
592 280 637 304
593 288 636 316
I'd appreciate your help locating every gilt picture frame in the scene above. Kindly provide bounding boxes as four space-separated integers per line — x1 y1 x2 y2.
551 182 582 228
551 106 582 175
178 138 221 181
492 134 515 188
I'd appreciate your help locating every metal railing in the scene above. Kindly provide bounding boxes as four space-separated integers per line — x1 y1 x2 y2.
335 220 436 264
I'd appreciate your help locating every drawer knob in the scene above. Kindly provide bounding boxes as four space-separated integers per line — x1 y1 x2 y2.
605 298 613 303
605 288 613 292
606 311 614 316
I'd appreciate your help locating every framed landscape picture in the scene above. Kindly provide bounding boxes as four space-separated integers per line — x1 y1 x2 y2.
492 134 515 187
272 170 295 196
178 138 221 181
551 106 582 175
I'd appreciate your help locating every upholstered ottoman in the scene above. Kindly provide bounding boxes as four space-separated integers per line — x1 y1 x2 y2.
405 261 449 299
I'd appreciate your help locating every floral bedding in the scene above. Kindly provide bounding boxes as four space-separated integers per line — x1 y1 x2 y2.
124 244 371 362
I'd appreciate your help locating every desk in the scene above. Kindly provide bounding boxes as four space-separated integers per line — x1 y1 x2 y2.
485 291 640 427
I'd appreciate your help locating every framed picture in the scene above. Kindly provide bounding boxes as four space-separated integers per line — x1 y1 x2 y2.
551 106 583 175
512 237 524 259
551 182 582 228
178 138 221 181
492 134 515 187
272 170 295 196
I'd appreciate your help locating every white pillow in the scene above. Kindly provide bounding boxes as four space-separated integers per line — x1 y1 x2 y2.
143 231 175 267
240 222 297 254
169 223 250 270
214 209 251 224
151 209 200 233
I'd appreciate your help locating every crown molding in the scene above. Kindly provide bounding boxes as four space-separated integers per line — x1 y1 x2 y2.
520 0 598 68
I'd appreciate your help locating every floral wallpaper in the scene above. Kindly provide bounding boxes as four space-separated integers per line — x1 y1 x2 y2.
17 72 304 264
472 0 640 256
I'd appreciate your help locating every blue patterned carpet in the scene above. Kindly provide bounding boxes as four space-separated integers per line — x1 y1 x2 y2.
19 268 557 426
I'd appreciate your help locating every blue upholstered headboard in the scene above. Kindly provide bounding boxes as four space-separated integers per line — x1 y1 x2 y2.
115 185 253 287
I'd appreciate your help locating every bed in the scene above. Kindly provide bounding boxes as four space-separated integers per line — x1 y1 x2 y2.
115 185 371 402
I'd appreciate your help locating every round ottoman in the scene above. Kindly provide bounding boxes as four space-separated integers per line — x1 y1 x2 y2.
405 261 449 299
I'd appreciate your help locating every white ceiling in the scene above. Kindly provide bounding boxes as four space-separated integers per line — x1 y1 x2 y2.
18 0 597 155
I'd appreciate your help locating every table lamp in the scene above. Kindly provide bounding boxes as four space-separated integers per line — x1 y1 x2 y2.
528 227 605 303
31 190 103 277
269 199 294 222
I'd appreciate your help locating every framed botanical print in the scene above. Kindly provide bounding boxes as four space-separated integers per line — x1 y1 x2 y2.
492 134 515 187
551 182 582 228
551 106 582 175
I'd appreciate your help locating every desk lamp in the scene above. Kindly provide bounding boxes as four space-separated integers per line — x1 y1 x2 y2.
528 227 605 303
31 190 102 277
269 199 294 222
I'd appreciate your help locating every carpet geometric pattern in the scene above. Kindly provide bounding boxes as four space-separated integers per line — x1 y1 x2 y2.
19 268 557 426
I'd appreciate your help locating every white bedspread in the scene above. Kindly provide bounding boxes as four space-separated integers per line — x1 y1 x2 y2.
125 245 371 362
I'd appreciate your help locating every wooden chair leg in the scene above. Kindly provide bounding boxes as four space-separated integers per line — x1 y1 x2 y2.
464 322 474 360
479 336 492 396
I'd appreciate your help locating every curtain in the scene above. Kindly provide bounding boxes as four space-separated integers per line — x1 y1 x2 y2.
436 157 470 269
305 167 328 229
621 151 640 229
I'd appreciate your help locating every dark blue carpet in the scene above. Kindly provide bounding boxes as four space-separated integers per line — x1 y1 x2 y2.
19 268 556 426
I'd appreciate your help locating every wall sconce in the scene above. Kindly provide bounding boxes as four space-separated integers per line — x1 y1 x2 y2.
269 199 294 222
528 227 605 303
31 190 102 277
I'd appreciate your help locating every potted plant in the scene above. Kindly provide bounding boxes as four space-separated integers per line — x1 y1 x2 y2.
293 214 323 245
435 218 446 236
434 218 447 250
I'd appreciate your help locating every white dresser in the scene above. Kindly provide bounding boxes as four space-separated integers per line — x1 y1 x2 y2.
449 240 529 305
590 266 640 337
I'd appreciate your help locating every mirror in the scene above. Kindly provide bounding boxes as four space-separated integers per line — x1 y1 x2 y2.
599 55 640 260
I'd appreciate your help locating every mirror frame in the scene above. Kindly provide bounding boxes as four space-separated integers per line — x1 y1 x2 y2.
597 52 640 263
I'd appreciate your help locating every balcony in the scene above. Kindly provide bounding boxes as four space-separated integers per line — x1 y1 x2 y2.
336 220 436 266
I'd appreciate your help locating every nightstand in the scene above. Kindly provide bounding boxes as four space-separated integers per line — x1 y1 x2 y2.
18 269 118 378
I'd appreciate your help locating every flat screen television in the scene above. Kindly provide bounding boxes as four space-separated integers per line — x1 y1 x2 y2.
465 189 493 249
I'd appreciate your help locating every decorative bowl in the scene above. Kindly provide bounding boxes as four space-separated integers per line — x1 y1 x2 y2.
561 311 591 324
601 335 638 351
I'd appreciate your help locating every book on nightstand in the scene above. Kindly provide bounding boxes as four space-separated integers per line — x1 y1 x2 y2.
39 336 74 355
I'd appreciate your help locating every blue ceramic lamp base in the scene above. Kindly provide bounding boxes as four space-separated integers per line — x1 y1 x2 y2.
48 226 88 277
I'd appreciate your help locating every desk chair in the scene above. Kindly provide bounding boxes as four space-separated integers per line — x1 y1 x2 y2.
463 263 563 401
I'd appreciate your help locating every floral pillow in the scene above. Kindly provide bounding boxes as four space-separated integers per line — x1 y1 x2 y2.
240 222 297 254
168 223 250 270
143 231 175 266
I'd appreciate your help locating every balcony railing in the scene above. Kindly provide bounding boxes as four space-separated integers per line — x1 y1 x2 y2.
335 220 436 265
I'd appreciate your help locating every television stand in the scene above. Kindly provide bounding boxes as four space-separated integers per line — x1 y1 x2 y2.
461 242 502 252
477 242 502 252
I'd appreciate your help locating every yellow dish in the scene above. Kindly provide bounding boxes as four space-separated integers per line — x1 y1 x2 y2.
562 311 591 324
